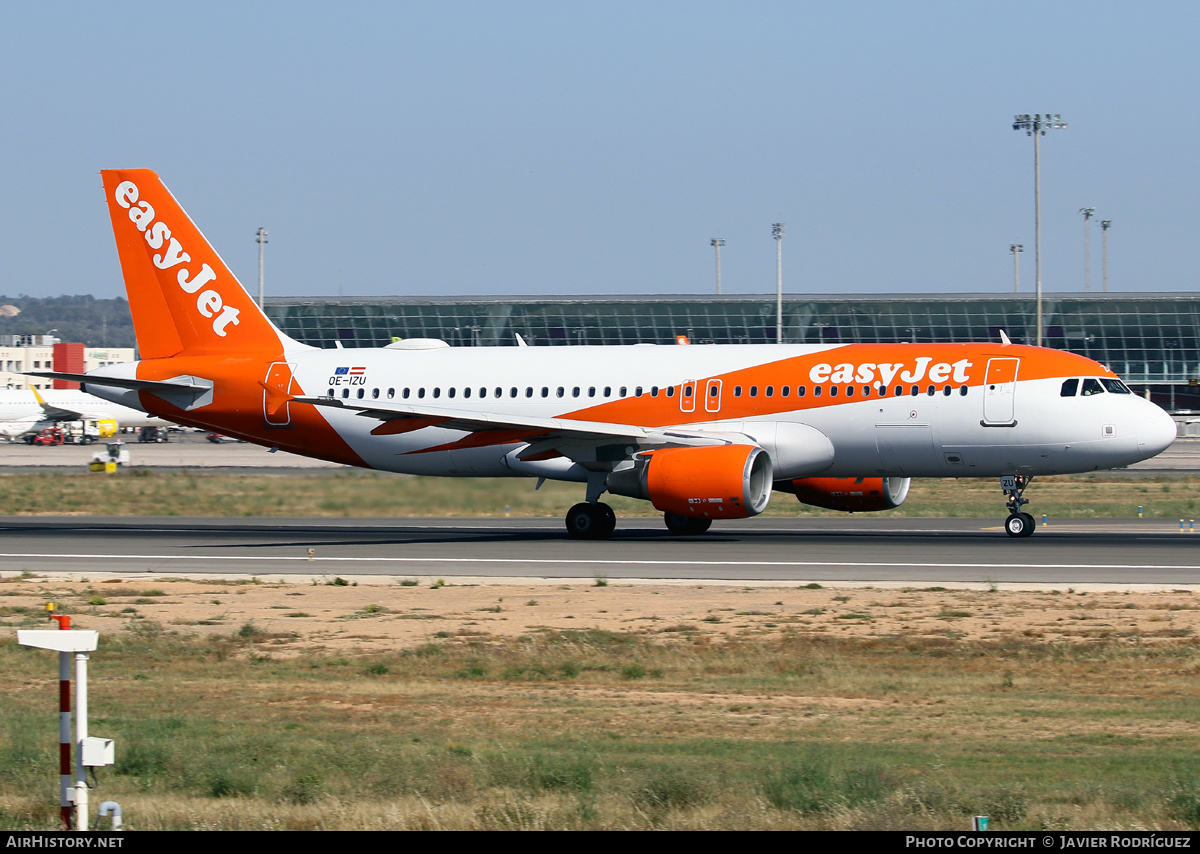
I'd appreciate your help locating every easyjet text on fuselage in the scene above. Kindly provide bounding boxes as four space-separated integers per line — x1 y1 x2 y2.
808 357 973 387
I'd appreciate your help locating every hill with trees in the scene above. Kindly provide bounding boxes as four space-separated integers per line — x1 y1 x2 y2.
0 295 136 349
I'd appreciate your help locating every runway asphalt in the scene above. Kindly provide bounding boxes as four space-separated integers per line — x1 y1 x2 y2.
0 515 1196 588
1 434 1196 588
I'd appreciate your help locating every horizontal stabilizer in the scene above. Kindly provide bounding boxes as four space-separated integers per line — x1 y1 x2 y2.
25 370 207 395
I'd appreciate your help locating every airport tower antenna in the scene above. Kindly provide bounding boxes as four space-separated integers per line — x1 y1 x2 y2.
1010 244 1023 293
256 227 269 310
710 238 725 295
1079 207 1095 292
1013 113 1067 346
1100 219 1112 292
772 223 785 344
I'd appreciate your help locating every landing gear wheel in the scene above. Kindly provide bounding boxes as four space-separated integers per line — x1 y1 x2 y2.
664 513 713 536
596 503 616 538
566 502 616 540
1000 475 1036 539
1004 512 1036 538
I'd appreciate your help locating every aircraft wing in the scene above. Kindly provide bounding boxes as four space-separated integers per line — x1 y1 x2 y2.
25 386 97 421
34 399 89 421
293 394 745 459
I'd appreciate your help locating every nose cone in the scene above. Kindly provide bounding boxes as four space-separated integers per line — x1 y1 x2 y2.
1137 405 1177 459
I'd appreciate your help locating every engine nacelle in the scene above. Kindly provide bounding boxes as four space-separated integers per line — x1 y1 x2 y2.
607 444 773 519
783 476 910 512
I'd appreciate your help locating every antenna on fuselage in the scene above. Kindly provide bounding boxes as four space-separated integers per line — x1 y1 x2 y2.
999 329 1012 346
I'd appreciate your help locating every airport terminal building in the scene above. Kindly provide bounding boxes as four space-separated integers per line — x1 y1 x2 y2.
264 292 1200 405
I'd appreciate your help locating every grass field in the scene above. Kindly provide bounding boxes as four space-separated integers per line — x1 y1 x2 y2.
3 470 1200 830
3 577 1200 831
0 469 1197 519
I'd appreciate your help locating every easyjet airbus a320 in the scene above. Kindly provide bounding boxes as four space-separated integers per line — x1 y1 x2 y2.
33 170 1176 538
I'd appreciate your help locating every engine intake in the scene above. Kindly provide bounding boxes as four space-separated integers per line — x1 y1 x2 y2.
782 476 910 512
607 444 773 519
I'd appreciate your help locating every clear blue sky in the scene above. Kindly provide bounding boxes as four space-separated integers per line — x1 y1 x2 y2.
1 1 1196 300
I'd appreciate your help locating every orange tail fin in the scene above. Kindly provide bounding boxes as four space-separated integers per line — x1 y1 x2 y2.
101 169 290 359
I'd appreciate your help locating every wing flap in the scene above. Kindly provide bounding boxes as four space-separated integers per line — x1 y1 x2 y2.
294 394 652 442
292 395 747 464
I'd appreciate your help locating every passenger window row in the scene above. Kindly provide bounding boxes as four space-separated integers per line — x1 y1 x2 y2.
731 384 969 398
325 383 972 402
328 385 627 401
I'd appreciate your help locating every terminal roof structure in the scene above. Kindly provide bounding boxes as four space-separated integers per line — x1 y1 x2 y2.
264 293 1200 385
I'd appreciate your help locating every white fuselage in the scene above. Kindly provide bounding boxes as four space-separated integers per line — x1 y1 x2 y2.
87 341 1174 483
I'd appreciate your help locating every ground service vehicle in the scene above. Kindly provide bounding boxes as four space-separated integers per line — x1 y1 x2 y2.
31 170 1177 539
31 427 64 446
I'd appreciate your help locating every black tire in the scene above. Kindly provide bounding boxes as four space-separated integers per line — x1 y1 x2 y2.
566 503 614 540
596 503 617 538
664 513 712 536
1019 512 1036 537
1004 513 1031 538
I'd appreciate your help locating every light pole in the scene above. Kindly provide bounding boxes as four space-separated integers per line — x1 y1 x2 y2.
1079 207 1095 292
1100 220 1112 292
1010 244 1023 293
772 223 785 344
1013 113 1067 346
256 227 269 310
710 238 725 295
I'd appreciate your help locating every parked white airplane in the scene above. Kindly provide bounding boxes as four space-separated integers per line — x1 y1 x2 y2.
0 386 167 441
33 169 1177 538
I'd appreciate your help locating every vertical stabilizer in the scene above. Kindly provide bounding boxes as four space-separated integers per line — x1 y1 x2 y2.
101 169 291 359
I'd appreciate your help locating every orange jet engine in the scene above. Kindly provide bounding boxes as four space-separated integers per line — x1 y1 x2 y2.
607 444 773 519
782 476 910 512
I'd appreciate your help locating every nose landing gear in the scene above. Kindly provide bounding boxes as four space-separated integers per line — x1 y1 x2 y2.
1001 475 1036 538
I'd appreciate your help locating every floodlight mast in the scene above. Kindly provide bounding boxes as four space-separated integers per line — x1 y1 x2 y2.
1080 207 1095 292
256 227 269 310
1013 113 1067 346
1100 220 1112 292
1010 243 1023 293
772 223 785 344
710 238 725 295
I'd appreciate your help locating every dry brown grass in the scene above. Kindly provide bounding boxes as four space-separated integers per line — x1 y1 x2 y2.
4 575 1200 830
0 470 1197 518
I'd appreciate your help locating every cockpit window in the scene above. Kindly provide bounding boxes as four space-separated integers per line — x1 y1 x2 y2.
1101 378 1132 394
1081 378 1105 396
1060 378 1079 397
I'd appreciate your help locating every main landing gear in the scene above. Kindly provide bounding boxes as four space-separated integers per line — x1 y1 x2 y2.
1001 474 1036 538
564 504 715 539
663 513 712 536
566 502 616 540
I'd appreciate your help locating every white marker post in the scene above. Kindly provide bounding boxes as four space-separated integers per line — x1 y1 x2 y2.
18 621 101 831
